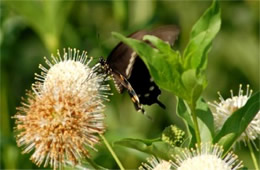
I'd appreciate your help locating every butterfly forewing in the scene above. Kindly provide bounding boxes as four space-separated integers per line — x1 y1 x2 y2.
148 25 179 46
107 30 148 78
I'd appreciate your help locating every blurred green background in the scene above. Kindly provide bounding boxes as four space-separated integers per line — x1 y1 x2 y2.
0 0 259 169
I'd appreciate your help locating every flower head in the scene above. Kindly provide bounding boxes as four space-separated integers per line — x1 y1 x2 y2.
209 84 260 144
14 48 110 169
162 125 185 147
172 143 243 170
139 156 172 170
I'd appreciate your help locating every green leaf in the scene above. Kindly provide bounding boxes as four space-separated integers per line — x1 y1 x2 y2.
183 0 221 71
181 69 205 103
216 133 236 148
181 0 221 104
114 138 180 160
176 97 196 146
213 91 260 153
143 35 178 56
195 98 215 141
112 32 187 100
176 97 214 147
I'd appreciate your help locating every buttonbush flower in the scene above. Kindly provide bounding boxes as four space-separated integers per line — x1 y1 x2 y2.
14 48 110 169
139 156 172 170
171 143 243 170
162 125 185 147
209 85 260 145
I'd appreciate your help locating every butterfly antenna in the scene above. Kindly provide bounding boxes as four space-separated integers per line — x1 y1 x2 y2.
91 32 101 61
97 32 101 48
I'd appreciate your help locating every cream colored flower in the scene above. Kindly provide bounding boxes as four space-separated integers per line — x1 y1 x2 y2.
209 84 260 144
139 156 172 170
172 143 243 170
14 48 110 169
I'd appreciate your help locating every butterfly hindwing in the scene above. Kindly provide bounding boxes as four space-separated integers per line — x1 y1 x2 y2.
128 57 165 108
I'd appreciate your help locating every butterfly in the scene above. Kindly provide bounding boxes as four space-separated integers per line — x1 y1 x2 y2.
100 25 180 114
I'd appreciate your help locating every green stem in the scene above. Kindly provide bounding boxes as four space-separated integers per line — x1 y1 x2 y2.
100 134 125 170
188 102 201 148
247 138 259 170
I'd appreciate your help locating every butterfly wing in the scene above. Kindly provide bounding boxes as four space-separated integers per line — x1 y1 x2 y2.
149 25 180 46
107 25 179 110
107 30 148 93
107 30 148 78
128 57 165 108
128 25 179 108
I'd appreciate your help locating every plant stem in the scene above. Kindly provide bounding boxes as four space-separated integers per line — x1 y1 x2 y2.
247 138 259 170
99 134 125 170
189 102 201 148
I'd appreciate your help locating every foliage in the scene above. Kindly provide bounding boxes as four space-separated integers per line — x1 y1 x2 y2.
5 1 73 52
112 0 259 169
112 0 221 106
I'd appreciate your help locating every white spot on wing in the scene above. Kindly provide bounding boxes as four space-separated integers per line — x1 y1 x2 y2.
149 86 155 91
144 93 150 97
150 77 154 82
125 52 137 76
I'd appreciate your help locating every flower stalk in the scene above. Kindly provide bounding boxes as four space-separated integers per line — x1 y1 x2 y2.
247 137 259 170
99 134 125 170
188 102 201 148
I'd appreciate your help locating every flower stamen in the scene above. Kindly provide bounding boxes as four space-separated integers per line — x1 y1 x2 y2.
208 84 260 146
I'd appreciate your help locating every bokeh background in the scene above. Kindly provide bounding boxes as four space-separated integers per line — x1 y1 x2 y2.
1 0 259 169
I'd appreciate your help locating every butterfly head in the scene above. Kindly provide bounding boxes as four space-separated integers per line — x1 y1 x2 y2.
99 57 106 66
99 57 110 73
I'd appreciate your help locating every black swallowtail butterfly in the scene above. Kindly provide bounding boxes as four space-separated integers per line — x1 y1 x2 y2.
100 25 180 114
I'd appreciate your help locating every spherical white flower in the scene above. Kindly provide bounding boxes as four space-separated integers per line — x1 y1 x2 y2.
172 143 243 170
209 84 260 144
139 156 172 170
14 48 110 169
